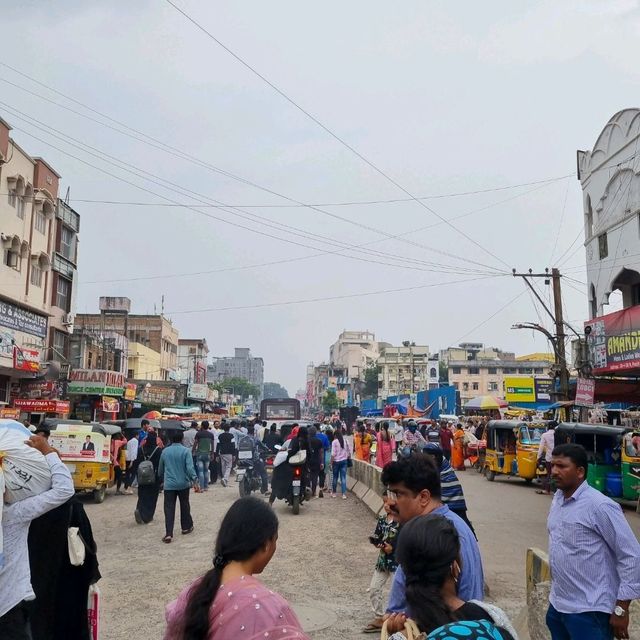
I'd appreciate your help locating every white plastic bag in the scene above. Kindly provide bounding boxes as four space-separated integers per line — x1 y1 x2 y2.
68 526 86 566
0 420 53 567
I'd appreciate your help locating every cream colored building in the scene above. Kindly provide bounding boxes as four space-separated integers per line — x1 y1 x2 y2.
329 330 390 380
127 341 163 380
0 116 79 405
377 345 434 398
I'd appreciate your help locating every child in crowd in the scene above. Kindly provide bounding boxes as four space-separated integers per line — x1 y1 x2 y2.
362 492 400 634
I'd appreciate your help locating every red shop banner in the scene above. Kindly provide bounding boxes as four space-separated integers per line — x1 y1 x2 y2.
13 399 70 414
575 378 596 407
585 305 640 374
13 346 41 373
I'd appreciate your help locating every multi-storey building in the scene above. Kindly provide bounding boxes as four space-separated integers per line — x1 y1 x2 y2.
377 344 431 399
207 347 264 400
329 330 390 381
310 363 350 409
442 343 554 406
0 116 79 408
577 109 640 319
74 297 179 381
177 338 209 384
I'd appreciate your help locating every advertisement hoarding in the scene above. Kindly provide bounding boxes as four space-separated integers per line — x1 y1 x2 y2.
0 299 47 338
187 383 208 401
586 306 640 374
534 378 553 401
13 399 70 414
13 346 40 373
504 377 536 403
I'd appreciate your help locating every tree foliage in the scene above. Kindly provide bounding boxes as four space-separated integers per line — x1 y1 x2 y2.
211 376 260 400
322 389 340 412
363 364 380 398
263 382 289 399
439 360 449 383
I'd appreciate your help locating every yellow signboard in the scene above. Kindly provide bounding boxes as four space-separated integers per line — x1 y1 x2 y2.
504 377 536 403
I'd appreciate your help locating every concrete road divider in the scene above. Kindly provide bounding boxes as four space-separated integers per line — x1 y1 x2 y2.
347 458 385 515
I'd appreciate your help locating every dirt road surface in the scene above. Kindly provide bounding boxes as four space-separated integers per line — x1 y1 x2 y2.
83 469 640 639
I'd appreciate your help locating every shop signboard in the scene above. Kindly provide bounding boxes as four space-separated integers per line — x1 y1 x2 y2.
136 383 177 406
67 369 125 396
504 377 536 403
13 346 41 373
0 299 48 338
123 383 137 401
0 407 21 419
187 383 208 401
534 378 554 402
101 396 120 413
575 378 596 407
12 380 61 400
13 399 70 414
586 306 640 374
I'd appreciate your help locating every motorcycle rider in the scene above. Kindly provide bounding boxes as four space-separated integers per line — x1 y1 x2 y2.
246 423 270 495
400 420 427 457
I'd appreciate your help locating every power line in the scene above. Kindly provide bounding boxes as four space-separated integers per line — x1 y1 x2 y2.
452 290 526 344
5 105 509 279
164 274 505 315
163 0 512 271
1 101 505 276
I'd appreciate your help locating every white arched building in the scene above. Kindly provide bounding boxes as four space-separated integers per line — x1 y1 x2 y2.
577 108 640 320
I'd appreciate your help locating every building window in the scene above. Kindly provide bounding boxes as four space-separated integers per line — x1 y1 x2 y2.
451 366 461 374
35 210 47 234
16 196 25 219
8 190 16 208
469 367 479 375
503 367 515 374
4 249 20 271
60 226 75 260
128 369 134 379
52 329 68 360
462 382 469 391
472 382 479 391
488 381 499 392
534 368 544 374
598 233 608 260
488 367 497 374
55 275 71 311
30 263 42 287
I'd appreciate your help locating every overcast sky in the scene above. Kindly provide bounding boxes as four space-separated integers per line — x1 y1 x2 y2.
2 1 639 393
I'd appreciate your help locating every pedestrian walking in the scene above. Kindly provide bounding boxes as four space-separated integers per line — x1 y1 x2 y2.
451 423 466 471
164 497 309 640
331 425 351 499
0 434 75 639
375 421 395 468
158 431 198 543
354 424 373 462
536 421 556 495
308 426 325 497
111 432 127 494
545 443 640 640
315 423 331 491
383 515 516 640
439 421 454 460
217 423 237 487
382 454 484 614
135 431 162 524
193 420 215 491
124 432 140 494
362 493 400 634
423 443 476 537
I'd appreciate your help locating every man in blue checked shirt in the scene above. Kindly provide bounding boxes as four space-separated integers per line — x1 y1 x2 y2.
546 443 640 640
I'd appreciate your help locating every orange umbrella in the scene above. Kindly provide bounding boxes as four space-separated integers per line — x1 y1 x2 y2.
143 410 162 420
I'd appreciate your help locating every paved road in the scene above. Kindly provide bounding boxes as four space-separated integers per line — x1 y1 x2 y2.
83 469 640 639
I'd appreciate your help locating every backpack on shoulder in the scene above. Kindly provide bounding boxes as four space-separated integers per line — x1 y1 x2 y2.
137 447 159 486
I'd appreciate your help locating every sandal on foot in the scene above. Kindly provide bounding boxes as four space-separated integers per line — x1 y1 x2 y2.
162 535 173 543
181 526 194 535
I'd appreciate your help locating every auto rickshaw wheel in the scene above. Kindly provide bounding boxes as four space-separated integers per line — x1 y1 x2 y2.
93 485 107 503
484 467 496 482
292 495 300 515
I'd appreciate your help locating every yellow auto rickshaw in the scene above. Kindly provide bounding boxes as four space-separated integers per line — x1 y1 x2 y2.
483 420 548 483
46 420 117 503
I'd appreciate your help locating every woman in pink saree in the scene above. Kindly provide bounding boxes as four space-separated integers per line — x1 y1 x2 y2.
376 421 395 468
164 497 309 640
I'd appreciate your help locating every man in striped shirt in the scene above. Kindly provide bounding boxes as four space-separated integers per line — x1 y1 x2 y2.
423 443 476 538
546 443 640 640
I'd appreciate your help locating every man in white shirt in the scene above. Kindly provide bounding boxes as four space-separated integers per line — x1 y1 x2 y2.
124 435 140 495
0 434 74 639
536 421 557 495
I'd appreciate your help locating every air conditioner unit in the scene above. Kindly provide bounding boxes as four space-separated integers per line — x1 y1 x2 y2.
62 313 74 326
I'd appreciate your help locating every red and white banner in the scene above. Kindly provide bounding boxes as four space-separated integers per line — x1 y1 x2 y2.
13 346 40 372
13 399 70 414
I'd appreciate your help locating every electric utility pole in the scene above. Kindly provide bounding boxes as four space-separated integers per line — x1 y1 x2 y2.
512 268 571 401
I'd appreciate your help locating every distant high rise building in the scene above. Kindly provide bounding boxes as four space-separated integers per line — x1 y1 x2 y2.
207 347 264 400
